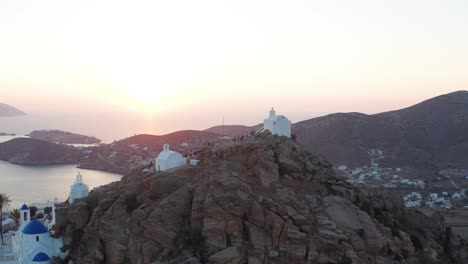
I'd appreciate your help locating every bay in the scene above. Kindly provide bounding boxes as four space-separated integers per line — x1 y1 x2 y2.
0 160 122 209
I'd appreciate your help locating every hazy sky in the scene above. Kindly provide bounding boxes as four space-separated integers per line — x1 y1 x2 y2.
1 0 467 135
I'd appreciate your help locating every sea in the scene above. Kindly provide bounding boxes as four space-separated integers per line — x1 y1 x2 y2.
0 135 122 209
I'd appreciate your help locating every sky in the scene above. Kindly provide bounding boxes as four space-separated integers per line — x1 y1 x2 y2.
1 0 467 137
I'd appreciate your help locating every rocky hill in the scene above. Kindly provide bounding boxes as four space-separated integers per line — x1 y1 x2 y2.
294 91 468 173
0 138 80 165
0 102 25 117
27 130 101 144
59 133 468 264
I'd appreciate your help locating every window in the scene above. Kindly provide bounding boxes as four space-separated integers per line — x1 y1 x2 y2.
36 236 39 242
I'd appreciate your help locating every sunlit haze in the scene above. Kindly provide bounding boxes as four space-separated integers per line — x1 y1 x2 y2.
1 0 467 139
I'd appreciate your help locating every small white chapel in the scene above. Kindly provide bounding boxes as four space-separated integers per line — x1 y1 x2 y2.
263 107 292 138
155 144 186 171
69 172 89 204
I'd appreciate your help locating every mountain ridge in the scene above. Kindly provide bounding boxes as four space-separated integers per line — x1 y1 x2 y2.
294 90 468 172
0 103 26 117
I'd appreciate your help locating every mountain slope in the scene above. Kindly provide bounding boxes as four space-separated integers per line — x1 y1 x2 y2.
59 134 468 264
204 124 262 137
114 130 220 147
294 90 468 172
0 103 25 117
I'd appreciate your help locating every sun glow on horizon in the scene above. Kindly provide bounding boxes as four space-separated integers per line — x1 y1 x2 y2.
1 0 467 116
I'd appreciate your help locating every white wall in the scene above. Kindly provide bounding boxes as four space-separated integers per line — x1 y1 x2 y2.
263 115 292 138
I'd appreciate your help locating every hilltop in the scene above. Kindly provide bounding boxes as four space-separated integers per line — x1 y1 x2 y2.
59 133 468 264
0 103 25 117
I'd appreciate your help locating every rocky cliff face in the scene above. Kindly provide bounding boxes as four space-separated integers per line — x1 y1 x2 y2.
60 133 468 264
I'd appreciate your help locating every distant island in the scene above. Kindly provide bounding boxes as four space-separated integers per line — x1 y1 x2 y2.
0 103 26 117
27 130 101 145
0 132 15 136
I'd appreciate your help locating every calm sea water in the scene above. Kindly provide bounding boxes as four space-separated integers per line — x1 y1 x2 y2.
0 160 122 209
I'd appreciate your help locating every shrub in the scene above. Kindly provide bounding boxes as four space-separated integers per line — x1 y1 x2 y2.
174 227 207 258
29 206 38 217
44 206 52 215
151 249 179 263
52 256 63 264
125 193 140 214
191 228 207 257
85 193 99 212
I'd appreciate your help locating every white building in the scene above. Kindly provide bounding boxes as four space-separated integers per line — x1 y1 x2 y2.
189 159 201 166
155 144 186 171
69 172 89 204
12 204 62 264
263 108 292 138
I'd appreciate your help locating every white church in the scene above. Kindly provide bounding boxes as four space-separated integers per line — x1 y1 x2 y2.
155 144 186 171
262 108 292 138
69 172 89 204
11 203 62 264
8 172 90 264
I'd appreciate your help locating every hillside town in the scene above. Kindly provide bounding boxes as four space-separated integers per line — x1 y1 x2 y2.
338 149 468 210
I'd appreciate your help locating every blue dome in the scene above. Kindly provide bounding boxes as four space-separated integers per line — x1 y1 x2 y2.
22 220 48 235
32 252 50 262
20 204 29 210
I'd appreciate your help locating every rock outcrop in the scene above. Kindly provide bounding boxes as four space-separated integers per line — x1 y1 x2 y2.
59 133 468 264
